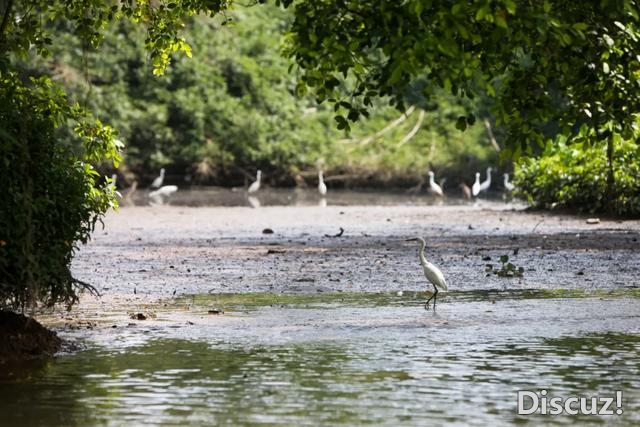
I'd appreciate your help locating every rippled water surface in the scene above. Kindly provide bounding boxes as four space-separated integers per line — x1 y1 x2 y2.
1 293 639 426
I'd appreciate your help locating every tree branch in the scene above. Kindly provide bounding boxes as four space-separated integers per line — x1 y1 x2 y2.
396 108 425 147
0 0 14 40
352 105 416 145
483 118 502 152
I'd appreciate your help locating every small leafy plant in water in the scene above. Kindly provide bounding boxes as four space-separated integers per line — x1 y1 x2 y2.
485 255 525 278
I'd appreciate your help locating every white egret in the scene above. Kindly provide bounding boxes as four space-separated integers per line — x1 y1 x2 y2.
149 185 178 206
318 170 327 195
406 237 448 310
503 173 515 192
471 172 481 196
149 185 178 198
248 170 262 193
427 171 444 197
478 167 493 193
151 168 165 189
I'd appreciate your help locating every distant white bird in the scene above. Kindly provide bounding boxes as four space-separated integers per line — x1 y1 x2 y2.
248 170 261 193
151 168 165 189
503 173 515 192
149 185 178 198
406 237 448 310
471 172 481 196
478 167 493 193
318 171 327 196
427 171 444 197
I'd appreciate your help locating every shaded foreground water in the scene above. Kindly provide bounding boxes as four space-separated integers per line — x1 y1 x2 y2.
2 291 639 426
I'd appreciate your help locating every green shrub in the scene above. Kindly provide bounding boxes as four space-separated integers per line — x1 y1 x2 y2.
0 75 121 311
513 136 640 217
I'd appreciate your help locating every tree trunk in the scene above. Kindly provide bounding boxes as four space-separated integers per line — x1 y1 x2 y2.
606 135 615 214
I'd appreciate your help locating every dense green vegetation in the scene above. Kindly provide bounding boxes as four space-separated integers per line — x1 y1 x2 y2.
279 0 640 211
514 134 640 216
0 75 121 310
26 6 496 188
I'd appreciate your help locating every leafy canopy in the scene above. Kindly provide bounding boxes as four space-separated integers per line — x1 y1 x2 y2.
277 0 640 157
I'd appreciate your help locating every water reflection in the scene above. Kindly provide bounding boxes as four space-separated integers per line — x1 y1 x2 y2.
1 333 638 426
121 187 504 208
2 293 639 427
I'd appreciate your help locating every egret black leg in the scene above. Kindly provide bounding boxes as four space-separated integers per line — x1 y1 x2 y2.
424 285 438 310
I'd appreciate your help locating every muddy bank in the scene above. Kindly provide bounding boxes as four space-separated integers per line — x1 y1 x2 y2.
67 202 639 300
0 311 61 364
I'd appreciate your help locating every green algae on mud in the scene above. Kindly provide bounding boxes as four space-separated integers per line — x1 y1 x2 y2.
178 287 640 312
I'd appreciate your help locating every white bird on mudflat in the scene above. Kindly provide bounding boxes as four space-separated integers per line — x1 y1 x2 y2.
471 172 481 196
149 185 178 198
248 170 262 193
406 237 448 310
478 167 493 193
503 173 515 192
318 170 327 196
151 168 165 189
427 171 444 197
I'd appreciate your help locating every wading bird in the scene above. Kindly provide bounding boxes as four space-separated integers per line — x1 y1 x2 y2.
503 173 515 192
318 170 327 195
248 170 262 193
471 172 481 196
427 171 444 197
149 185 178 198
151 168 165 189
478 167 493 193
406 237 448 310
149 185 178 205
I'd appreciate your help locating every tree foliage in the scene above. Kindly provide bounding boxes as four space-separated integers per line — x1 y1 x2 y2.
277 0 640 214
1 1 123 310
514 133 640 216
0 74 121 310
25 5 494 186
278 0 640 151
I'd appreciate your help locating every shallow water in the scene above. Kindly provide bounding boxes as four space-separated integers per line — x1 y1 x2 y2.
132 186 510 208
2 292 639 426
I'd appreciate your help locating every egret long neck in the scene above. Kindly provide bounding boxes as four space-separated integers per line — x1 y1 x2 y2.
418 242 429 266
